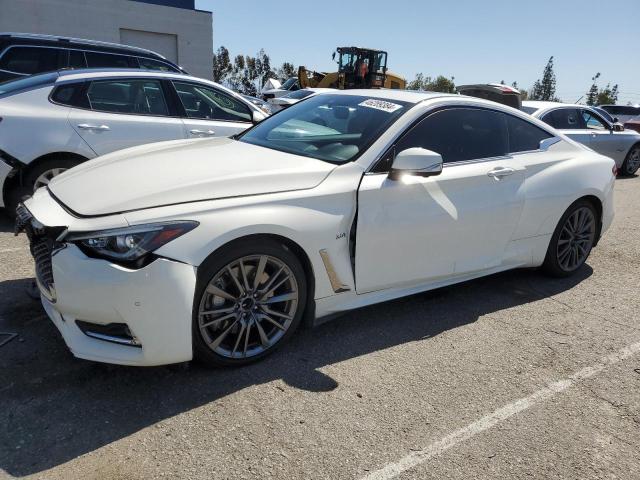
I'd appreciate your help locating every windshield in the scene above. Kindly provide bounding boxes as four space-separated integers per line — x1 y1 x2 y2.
239 94 411 164
280 78 298 90
0 72 58 96
521 106 539 115
283 89 314 100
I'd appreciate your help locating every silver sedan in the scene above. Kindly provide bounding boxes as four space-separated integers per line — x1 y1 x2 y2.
523 101 640 176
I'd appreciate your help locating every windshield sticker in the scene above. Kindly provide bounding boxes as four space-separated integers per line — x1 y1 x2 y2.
358 99 403 113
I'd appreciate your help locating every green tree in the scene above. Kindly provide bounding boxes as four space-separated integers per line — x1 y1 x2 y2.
530 56 558 101
212 46 232 83
277 62 297 81
586 72 619 105
407 73 455 93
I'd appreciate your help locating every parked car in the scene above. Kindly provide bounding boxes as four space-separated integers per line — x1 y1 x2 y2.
16 90 615 367
592 106 625 131
0 69 268 214
522 101 640 176
267 87 333 112
599 104 640 134
261 77 299 100
0 32 185 83
241 94 272 114
457 83 522 109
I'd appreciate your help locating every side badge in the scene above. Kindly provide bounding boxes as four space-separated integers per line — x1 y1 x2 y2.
336 232 346 240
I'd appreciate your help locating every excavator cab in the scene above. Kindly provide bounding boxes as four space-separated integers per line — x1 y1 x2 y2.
335 47 388 89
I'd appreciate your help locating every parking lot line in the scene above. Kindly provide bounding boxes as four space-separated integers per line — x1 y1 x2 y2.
361 340 640 480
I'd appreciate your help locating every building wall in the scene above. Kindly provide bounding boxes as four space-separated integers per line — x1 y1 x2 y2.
0 0 213 79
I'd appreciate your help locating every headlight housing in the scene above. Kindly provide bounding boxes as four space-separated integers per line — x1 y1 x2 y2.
65 221 198 265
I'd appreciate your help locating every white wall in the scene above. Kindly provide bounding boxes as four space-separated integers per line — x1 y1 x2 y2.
0 0 213 79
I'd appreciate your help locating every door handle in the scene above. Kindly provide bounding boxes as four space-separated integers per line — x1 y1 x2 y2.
77 124 110 131
487 167 515 179
189 129 216 137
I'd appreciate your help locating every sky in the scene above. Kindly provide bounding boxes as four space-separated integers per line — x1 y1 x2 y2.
195 0 640 105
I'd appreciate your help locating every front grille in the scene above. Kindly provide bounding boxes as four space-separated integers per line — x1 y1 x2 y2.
15 204 57 302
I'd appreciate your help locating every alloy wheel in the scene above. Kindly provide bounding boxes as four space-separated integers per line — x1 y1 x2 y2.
556 206 596 272
33 168 68 191
197 255 299 359
626 147 640 174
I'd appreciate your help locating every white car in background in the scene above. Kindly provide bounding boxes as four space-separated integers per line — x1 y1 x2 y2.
17 90 615 367
523 101 640 175
267 88 334 112
0 69 267 213
261 77 299 101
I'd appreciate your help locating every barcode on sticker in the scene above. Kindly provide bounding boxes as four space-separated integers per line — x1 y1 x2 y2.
358 99 403 113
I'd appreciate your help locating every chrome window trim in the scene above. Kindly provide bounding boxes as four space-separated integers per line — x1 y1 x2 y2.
0 44 179 75
366 103 558 173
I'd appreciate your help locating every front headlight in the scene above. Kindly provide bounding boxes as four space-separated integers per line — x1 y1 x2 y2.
65 221 198 264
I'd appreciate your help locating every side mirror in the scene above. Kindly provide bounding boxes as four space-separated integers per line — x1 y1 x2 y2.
613 117 619 123
388 148 443 181
612 123 624 132
252 110 266 124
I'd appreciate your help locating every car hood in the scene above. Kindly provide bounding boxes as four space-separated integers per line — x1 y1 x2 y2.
48 137 336 216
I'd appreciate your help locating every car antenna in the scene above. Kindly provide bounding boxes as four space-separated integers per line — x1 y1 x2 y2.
574 95 584 104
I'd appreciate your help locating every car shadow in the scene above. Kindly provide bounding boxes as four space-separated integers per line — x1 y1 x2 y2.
0 212 15 233
0 266 592 476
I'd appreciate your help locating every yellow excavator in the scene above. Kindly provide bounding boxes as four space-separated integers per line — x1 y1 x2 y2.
298 47 406 90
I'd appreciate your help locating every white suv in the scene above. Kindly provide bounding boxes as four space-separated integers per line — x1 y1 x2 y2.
0 69 267 214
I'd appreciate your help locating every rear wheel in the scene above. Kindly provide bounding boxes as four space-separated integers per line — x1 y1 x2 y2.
25 157 83 192
620 145 640 176
542 200 598 277
193 239 307 367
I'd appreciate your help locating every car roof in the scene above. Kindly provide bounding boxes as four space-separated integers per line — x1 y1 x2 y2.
328 89 457 104
522 100 588 112
55 68 196 82
0 32 166 58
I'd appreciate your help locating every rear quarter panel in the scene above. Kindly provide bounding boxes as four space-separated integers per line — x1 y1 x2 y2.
0 87 96 163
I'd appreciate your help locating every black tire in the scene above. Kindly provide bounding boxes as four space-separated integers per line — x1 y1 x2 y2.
541 199 599 278
620 144 640 176
192 238 308 367
23 157 83 193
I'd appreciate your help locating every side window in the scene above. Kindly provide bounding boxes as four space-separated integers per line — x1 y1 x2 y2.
173 81 251 122
50 82 85 107
506 114 553 153
68 50 87 69
0 46 64 75
581 110 608 130
138 57 178 72
396 108 508 164
85 52 133 69
541 109 583 130
86 79 169 115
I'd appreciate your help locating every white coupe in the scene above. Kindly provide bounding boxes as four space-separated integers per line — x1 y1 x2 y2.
17 90 616 367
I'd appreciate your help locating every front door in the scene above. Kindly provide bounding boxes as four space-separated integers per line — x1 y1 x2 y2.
355 107 525 294
69 78 184 155
171 81 253 138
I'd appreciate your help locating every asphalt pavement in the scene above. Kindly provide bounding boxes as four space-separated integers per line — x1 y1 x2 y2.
1 176 639 480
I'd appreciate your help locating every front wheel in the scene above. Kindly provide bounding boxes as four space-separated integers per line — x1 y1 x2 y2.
620 145 640 176
542 200 598 277
193 239 307 367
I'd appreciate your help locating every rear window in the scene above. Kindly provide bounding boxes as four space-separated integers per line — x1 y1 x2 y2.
138 56 178 72
85 52 135 69
600 105 640 116
0 46 64 75
0 72 58 97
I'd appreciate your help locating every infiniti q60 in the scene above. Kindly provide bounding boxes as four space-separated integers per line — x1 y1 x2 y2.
17 90 615 367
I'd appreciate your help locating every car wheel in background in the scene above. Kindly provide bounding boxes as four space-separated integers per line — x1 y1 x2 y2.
620 145 640 176
542 199 598 278
25 157 83 192
193 238 307 367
